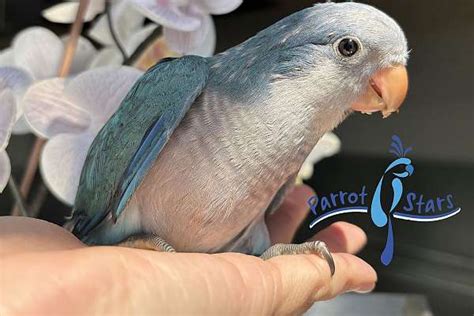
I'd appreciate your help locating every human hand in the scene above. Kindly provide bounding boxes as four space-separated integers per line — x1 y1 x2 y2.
0 185 376 315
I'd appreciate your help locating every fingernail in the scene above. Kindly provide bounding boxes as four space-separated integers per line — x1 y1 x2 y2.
347 283 376 294
356 283 376 293
353 288 374 294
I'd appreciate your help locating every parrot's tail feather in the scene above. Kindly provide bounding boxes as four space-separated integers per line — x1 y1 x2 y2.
64 210 88 238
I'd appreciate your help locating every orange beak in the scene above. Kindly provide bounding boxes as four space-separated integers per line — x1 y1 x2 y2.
351 65 408 118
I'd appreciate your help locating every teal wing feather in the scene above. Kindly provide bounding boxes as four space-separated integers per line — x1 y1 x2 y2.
70 56 209 239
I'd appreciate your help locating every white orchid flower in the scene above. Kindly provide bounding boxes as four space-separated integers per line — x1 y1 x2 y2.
297 132 342 183
22 66 143 204
0 90 17 192
131 0 243 56
0 27 96 134
44 0 236 66
88 0 160 67
43 0 157 64
44 0 160 66
89 0 220 65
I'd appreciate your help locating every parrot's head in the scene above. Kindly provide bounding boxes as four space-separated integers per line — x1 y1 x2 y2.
385 157 414 178
259 2 409 119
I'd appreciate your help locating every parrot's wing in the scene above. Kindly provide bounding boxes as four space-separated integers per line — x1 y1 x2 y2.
71 56 209 238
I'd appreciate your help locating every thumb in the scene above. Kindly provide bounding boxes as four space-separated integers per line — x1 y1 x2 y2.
212 252 376 315
265 253 377 314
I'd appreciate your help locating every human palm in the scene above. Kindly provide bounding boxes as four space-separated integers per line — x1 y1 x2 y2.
0 185 376 315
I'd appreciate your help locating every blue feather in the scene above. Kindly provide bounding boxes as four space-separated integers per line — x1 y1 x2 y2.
70 56 209 239
113 115 169 221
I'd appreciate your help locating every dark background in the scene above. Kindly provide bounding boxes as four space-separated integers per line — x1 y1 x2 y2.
1 0 473 315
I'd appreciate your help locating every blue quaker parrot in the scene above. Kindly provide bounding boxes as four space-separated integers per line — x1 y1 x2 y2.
67 2 409 276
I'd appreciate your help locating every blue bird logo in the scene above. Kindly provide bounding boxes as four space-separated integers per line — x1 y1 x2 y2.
370 135 414 265
308 134 460 266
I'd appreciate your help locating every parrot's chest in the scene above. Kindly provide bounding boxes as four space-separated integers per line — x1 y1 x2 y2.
128 91 310 253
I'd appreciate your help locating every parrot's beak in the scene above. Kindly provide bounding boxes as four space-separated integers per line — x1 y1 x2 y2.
351 65 408 118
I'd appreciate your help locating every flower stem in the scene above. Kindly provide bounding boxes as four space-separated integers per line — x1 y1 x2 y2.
8 176 28 217
59 0 91 76
10 0 90 216
10 138 45 216
105 0 128 61
29 183 49 218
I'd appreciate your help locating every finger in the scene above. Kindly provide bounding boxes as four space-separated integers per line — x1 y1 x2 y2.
267 184 315 244
0 216 84 257
265 252 377 314
309 221 367 254
0 246 376 315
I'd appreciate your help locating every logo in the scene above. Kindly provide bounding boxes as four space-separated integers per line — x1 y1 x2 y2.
308 135 461 265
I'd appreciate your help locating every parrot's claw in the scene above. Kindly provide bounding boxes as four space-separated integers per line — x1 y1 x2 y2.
260 241 335 276
117 234 176 252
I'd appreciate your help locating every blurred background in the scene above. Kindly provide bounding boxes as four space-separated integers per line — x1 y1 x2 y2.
1 0 473 315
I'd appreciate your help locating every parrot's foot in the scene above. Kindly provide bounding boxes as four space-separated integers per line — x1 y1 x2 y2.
260 241 335 276
117 234 176 252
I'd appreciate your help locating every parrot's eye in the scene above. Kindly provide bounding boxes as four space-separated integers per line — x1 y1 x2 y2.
337 38 359 57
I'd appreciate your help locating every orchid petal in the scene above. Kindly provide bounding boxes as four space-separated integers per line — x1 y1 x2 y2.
197 0 242 15
187 15 216 57
0 150 10 193
306 132 341 164
132 0 201 31
124 24 158 56
164 11 215 55
0 69 33 135
42 1 105 24
298 132 341 180
0 48 14 66
40 132 94 204
297 132 341 180
0 66 33 94
89 48 124 68
114 1 148 45
297 162 314 182
12 116 32 135
12 27 63 80
0 90 16 151
87 14 114 46
22 78 90 139
88 1 145 48
65 67 142 129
